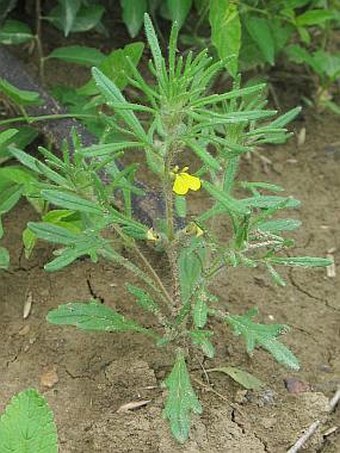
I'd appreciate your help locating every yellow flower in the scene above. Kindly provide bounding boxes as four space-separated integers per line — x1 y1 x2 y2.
172 167 201 195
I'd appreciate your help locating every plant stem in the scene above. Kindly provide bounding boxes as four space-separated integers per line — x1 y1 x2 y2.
100 247 172 311
35 0 45 82
132 244 173 308
0 113 98 126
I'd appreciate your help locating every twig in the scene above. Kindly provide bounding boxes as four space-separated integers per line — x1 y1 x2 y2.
287 387 340 453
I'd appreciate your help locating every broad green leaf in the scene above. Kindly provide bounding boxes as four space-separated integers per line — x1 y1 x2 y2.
126 283 160 314
268 256 332 268
47 300 151 335
0 183 22 213
295 9 334 26
0 19 33 45
257 218 301 232
48 3 104 35
203 181 249 216
0 166 39 195
120 0 147 37
0 79 41 106
27 222 80 245
167 0 192 28
0 128 17 146
190 330 215 358
227 308 300 370
163 353 202 443
47 45 105 66
40 190 102 215
244 15 275 65
0 388 58 452
58 0 81 36
0 246 9 269
209 0 241 77
79 42 145 96
208 366 264 390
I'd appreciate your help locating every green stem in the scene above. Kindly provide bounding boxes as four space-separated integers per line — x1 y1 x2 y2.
0 113 98 126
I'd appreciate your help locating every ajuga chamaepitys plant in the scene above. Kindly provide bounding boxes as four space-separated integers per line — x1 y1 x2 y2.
11 14 332 443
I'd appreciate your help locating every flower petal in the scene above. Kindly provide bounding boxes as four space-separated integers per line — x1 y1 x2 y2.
173 174 189 195
183 173 201 191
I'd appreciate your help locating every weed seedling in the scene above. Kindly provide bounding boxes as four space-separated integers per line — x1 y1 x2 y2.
10 14 332 443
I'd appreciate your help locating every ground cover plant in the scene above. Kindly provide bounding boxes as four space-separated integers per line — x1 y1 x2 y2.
0 389 58 451
1 14 334 444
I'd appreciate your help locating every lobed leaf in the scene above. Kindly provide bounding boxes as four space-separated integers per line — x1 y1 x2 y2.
163 353 202 443
227 308 300 370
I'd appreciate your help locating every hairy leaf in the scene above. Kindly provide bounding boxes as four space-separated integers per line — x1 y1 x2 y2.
269 256 332 268
163 353 202 443
227 308 300 370
190 330 215 358
126 283 160 314
47 300 152 335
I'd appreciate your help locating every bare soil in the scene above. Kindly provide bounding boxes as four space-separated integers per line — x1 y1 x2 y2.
1 14 340 452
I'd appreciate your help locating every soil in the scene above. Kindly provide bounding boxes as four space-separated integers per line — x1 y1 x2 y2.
1 12 340 453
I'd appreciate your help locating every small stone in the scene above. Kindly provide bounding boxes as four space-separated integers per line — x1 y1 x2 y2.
284 377 310 394
40 365 59 388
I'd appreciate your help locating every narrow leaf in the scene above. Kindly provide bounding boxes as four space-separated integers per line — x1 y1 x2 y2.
203 181 249 216
47 301 150 334
269 256 333 268
0 246 9 270
47 45 105 66
41 190 102 215
208 366 264 390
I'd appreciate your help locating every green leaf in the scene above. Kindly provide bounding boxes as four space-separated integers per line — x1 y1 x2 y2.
209 0 241 77
0 183 22 213
190 330 215 358
244 15 275 65
126 283 160 314
0 20 33 45
227 308 300 370
268 256 333 268
58 0 81 36
0 79 41 106
27 222 80 245
41 190 102 215
179 238 205 303
120 0 147 37
0 388 58 452
47 300 150 335
0 246 9 269
167 0 192 28
257 218 302 233
192 293 208 328
47 45 105 66
163 353 202 443
208 366 264 390
241 195 300 209
296 9 334 26
203 181 249 216
185 138 221 171
0 128 17 146
91 67 148 143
